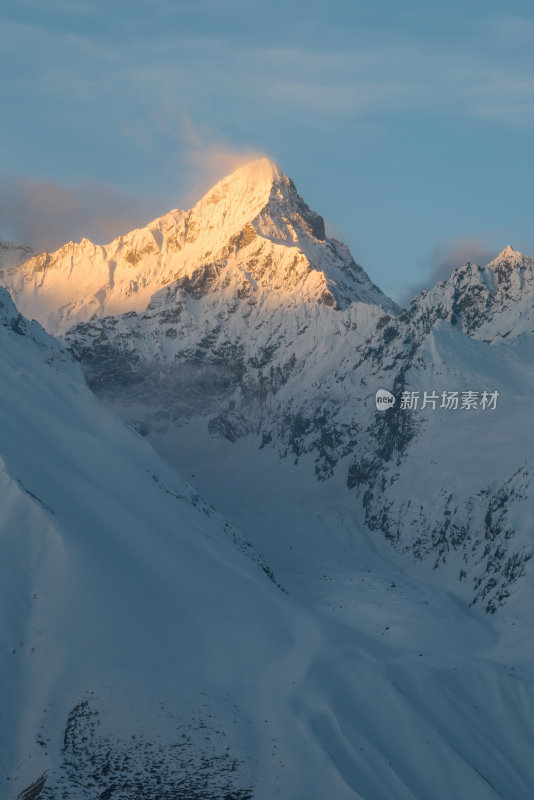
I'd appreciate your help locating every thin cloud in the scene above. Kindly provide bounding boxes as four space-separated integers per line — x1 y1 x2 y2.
11 0 97 9
324 220 350 243
0 120 269 253
427 237 496 282
0 118 268 253
152 112 269 207
0 176 163 252
4 16 534 127
128 36 534 125
397 236 497 305
483 15 534 47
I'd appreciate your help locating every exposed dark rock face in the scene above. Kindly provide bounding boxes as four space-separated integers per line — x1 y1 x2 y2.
17 773 48 800
29 699 255 800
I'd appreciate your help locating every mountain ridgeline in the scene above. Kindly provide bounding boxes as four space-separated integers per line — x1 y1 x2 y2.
2 159 533 613
2 161 534 800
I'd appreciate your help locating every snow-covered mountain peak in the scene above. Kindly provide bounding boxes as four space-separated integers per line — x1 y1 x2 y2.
180 156 326 248
198 157 280 209
488 244 526 268
1 163 397 333
406 243 534 341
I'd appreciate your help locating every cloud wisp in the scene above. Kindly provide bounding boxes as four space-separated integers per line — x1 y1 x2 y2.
397 236 498 305
0 176 164 252
175 116 268 207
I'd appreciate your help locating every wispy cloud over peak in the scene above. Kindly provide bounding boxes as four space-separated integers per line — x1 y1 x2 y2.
176 116 269 207
395 236 499 306
0 176 163 252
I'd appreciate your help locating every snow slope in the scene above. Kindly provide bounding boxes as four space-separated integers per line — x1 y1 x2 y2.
0 288 322 799
148 419 534 800
2 289 534 799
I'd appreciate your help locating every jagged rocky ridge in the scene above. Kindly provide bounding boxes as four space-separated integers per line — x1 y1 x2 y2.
3 162 534 613
406 244 534 340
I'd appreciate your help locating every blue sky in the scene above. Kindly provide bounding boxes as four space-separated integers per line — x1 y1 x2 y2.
1 0 534 302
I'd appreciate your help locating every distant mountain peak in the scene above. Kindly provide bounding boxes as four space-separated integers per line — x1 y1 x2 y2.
407 240 534 341
488 244 526 267
501 244 517 256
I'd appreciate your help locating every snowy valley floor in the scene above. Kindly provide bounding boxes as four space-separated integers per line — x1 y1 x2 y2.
148 419 534 800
